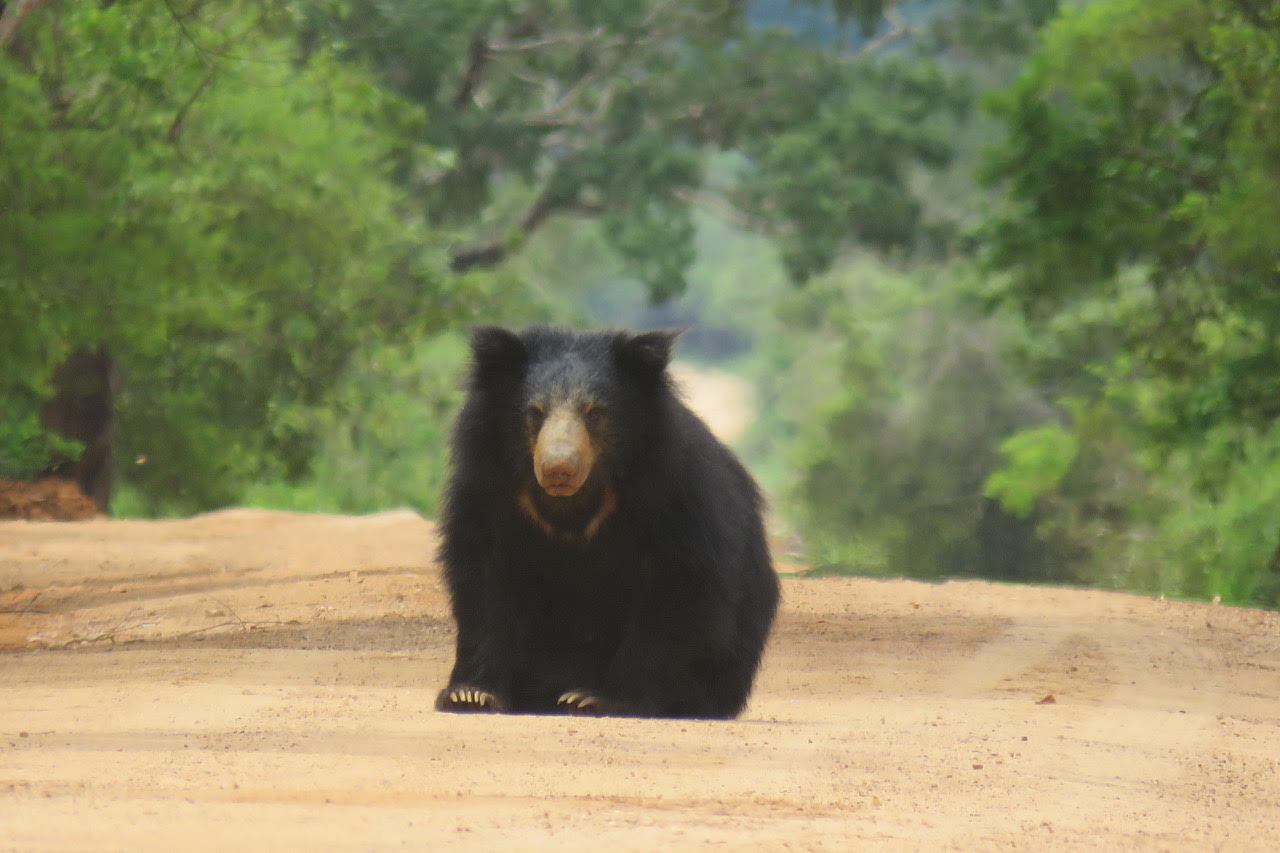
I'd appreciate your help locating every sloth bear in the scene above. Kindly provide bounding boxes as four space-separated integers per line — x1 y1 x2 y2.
435 326 779 719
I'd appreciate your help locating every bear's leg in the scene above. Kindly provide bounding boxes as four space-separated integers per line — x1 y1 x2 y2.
562 590 753 719
436 635 512 712
436 596 518 713
512 634 609 714
554 640 732 718
555 669 720 717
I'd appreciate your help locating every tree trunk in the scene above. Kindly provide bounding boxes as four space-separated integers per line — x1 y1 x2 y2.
40 346 121 514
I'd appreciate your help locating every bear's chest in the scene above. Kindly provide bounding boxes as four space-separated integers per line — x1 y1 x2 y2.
521 541 645 634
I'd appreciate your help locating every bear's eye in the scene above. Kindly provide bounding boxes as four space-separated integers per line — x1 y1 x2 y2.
583 403 605 426
527 403 547 423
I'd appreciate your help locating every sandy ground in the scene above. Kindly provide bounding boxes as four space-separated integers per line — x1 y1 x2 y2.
1 509 1277 852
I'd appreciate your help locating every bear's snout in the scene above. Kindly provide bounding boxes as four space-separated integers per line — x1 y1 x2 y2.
533 407 596 497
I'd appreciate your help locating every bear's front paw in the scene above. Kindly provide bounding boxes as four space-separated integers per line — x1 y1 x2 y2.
557 690 622 715
436 686 505 713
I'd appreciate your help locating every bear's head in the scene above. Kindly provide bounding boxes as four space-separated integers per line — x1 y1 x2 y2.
467 326 680 505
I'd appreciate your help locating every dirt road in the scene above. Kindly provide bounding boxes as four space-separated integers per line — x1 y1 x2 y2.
1 511 1277 851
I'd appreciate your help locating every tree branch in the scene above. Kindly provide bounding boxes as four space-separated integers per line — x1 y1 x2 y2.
449 242 507 273
850 9 911 59
511 3 728 127
489 26 607 53
0 0 54 49
672 187 777 233
452 30 491 109
449 178 565 273
167 65 219 144
448 1 739 273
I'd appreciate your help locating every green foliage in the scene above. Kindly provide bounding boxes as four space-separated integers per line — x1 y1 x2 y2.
313 0 977 295
984 424 1078 519
1048 422 1280 607
2 0 1028 519
763 260 1066 581
1143 429 1280 606
0 0 473 511
980 0 1280 437
0 416 82 480
979 0 1280 605
729 45 969 279
243 333 469 517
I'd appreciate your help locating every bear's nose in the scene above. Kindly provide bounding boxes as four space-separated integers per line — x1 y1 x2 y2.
542 455 578 481
533 407 595 496
541 456 579 486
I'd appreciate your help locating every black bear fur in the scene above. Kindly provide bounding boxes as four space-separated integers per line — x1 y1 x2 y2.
436 326 779 719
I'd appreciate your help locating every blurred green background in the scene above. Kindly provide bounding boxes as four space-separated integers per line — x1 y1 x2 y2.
3 0 1279 607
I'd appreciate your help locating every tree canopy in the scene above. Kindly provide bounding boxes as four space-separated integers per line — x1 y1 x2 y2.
976 0 1280 604
304 0 979 294
0 0 991 512
1 0 460 509
745 0 1280 607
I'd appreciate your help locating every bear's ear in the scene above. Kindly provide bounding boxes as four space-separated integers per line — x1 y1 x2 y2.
614 329 683 379
470 326 527 375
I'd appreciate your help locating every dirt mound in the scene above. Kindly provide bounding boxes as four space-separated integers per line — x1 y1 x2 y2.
0 477 100 520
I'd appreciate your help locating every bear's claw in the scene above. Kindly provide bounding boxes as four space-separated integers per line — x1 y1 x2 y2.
453 689 494 707
437 686 501 712
557 691 602 712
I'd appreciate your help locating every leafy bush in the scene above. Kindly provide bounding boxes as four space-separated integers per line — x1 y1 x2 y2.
1074 427 1280 607
0 414 82 480
761 260 1069 582
242 334 469 518
978 0 1280 606
1 2 473 512
1144 430 1280 606
984 424 1078 519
